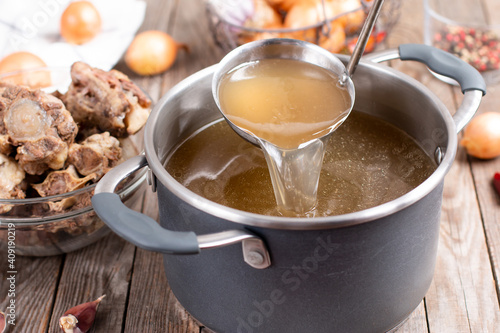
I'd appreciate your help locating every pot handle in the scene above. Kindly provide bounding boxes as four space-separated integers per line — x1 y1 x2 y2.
92 155 271 269
364 43 486 132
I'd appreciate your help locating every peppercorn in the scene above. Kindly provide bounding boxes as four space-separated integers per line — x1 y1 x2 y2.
433 25 500 72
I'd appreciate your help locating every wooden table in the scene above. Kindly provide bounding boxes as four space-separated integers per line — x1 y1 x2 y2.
1 0 500 332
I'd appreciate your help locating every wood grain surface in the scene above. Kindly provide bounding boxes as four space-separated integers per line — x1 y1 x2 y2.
0 0 499 332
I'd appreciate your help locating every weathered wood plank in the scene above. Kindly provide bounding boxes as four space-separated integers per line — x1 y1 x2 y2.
159 0 225 95
483 0 500 25
124 248 203 333
123 0 220 332
465 0 500 301
385 0 500 332
46 232 135 333
433 0 500 330
467 81 500 304
426 147 500 332
0 255 61 333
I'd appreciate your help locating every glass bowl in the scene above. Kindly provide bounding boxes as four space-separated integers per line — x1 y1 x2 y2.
206 0 402 54
0 67 148 256
424 0 500 85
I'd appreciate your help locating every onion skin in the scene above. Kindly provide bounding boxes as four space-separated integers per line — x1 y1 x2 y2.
125 30 187 76
245 0 282 29
266 0 309 12
460 112 500 159
284 1 335 29
238 23 284 44
318 21 346 53
0 51 46 73
284 1 336 42
60 1 102 45
330 0 365 33
0 51 51 88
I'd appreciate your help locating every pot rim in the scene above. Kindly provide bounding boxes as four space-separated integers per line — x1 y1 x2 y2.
144 59 457 230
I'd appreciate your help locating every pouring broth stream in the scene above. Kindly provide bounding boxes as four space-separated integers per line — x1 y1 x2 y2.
217 58 352 216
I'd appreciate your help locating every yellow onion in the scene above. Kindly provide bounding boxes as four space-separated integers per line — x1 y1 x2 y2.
60 1 102 45
238 23 284 44
330 0 365 33
125 31 187 76
318 21 346 53
460 112 500 159
284 0 336 42
0 51 51 88
266 0 311 11
244 0 282 29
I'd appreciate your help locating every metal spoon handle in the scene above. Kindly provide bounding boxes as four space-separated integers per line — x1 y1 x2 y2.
345 0 385 78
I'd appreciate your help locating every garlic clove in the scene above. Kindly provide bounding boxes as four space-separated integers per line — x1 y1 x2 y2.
59 314 78 333
59 295 105 333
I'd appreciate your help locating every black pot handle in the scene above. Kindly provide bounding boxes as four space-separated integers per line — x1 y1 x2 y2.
364 43 486 132
92 155 271 269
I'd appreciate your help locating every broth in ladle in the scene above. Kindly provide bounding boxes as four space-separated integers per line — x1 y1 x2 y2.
218 58 351 149
217 58 353 216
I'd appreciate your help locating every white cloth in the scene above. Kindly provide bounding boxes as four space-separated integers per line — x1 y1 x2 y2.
0 0 146 70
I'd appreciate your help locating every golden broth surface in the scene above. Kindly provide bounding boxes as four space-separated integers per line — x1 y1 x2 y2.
165 112 437 217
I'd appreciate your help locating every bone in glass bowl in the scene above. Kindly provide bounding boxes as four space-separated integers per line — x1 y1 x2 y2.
0 67 148 256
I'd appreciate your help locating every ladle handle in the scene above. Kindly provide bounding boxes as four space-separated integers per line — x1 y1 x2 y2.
92 155 271 269
365 44 486 132
345 0 385 77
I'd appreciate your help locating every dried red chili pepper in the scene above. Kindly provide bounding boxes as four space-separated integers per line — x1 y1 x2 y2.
59 295 105 333
493 173 500 197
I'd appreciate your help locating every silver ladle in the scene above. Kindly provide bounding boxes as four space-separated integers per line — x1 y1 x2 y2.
213 0 386 146
211 0 385 215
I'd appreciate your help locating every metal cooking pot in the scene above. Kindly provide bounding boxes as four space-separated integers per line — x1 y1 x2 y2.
92 43 485 333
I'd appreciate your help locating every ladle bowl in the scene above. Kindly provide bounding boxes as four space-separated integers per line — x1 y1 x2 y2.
212 38 355 147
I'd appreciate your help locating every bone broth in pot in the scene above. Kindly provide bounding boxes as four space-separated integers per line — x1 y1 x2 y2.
92 40 486 333
165 111 437 217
